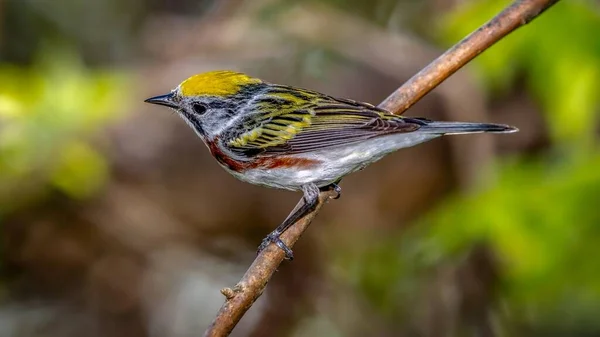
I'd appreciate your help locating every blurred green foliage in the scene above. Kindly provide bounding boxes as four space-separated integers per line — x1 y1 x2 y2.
0 50 131 214
336 152 600 332
422 153 600 328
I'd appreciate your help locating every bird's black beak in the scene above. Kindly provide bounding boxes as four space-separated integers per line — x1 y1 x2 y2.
144 93 178 109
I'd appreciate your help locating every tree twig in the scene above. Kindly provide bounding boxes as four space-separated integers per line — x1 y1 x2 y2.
204 1 560 336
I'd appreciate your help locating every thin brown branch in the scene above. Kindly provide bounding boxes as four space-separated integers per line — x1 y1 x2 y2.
204 0 560 336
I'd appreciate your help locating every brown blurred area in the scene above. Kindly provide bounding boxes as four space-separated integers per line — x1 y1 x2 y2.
0 0 560 336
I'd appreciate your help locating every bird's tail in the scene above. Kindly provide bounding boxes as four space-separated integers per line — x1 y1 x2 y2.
416 120 518 135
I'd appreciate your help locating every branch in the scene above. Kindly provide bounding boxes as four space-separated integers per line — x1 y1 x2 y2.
204 1 560 336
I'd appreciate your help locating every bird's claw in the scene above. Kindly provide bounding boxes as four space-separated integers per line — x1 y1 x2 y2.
328 183 342 199
257 231 294 260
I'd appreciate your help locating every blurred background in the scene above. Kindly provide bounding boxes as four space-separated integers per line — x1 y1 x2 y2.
1 0 599 336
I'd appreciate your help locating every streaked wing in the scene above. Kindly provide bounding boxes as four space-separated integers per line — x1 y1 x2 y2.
224 85 423 156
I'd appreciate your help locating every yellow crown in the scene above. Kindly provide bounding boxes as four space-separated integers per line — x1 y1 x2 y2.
178 70 262 97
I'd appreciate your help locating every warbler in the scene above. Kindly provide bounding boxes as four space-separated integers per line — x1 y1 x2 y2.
145 70 517 259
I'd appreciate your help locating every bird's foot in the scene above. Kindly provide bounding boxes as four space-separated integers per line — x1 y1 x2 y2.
257 230 294 260
256 183 320 261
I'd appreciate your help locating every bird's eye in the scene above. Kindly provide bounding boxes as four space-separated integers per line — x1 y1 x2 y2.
192 103 207 115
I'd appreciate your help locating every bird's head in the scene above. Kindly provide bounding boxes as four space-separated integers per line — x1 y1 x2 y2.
145 70 264 139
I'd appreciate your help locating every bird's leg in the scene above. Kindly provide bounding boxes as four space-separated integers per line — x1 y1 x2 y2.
257 183 320 260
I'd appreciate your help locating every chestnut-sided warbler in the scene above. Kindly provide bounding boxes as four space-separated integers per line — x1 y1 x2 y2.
145 70 517 259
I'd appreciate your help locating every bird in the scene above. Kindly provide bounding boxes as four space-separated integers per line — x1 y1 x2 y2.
145 70 518 259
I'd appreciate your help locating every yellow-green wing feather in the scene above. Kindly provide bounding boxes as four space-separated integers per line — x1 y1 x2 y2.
225 85 421 156
227 85 319 149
